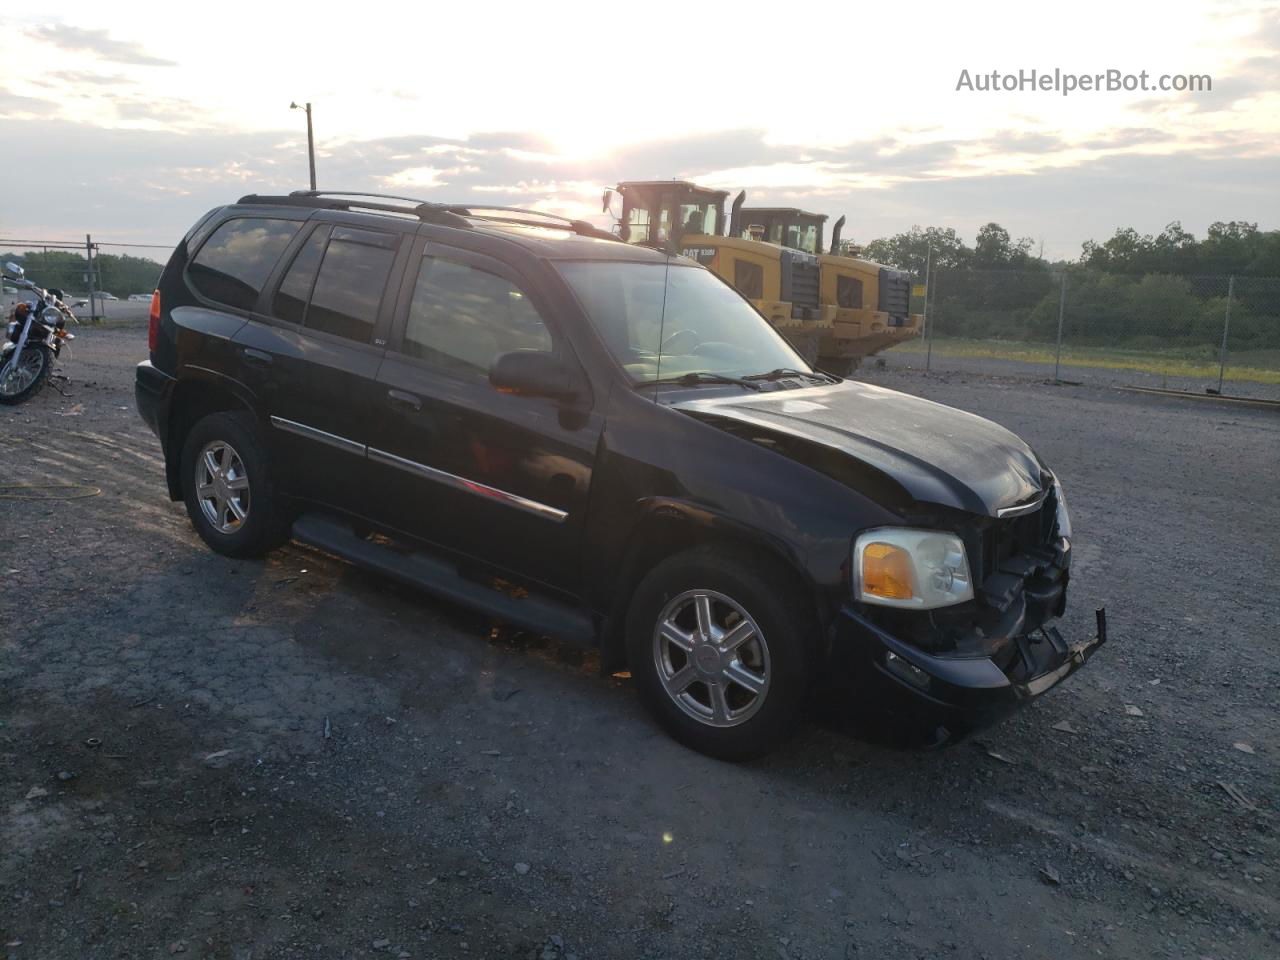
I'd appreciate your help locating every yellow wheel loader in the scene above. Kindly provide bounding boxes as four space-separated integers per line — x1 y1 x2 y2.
605 181 920 375
738 206 923 375
607 180 821 333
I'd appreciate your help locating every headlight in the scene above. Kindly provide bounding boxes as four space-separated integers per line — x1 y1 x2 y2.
853 528 974 609
1053 477 1072 541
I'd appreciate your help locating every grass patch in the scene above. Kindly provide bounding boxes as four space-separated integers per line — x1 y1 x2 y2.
887 337 1280 385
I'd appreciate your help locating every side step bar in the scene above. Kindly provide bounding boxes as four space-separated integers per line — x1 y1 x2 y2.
291 513 596 646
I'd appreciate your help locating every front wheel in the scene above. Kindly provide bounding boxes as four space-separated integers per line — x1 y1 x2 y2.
0 345 51 405
625 548 814 760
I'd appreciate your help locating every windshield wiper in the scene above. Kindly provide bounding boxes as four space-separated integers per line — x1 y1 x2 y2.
742 367 837 384
636 371 762 391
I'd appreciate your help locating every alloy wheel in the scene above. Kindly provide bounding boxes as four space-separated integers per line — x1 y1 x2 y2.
653 589 771 728
194 440 250 534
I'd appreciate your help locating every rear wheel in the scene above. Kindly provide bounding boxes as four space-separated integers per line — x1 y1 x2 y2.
625 548 813 760
0 345 51 405
181 411 288 558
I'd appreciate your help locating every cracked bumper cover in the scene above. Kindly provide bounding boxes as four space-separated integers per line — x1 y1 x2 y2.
833 605 1107 739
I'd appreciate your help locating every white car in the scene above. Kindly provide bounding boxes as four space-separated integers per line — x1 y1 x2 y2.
127 294 151 302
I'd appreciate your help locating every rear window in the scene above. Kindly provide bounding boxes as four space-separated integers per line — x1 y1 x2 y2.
188 217 300 310
303 228 397 343
734 260 764 300
272 227 329 326
837 274 863 309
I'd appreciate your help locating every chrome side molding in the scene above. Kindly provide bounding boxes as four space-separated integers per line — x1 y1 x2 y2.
270 416 568 523
367 446 568 523
270 416 366 456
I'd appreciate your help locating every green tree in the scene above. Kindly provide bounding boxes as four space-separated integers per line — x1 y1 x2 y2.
972 222 1037 268
862 226 970 275
5 250 163 298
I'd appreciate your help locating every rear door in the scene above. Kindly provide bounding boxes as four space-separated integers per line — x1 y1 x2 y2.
233 220 408 511
365 243 603 594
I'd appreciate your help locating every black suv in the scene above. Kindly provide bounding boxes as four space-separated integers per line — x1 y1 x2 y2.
135 191 1103 759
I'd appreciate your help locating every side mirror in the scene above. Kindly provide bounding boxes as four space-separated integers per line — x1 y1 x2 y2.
490 350 580 400
4 262 23 278
601 189 614 215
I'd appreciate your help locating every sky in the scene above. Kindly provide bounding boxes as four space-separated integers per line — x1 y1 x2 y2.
0 0 1277 261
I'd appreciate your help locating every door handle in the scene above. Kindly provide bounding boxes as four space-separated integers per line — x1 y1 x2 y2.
242 347 273 367
386 389 422 412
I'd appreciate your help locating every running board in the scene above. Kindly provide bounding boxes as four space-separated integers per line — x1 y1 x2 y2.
291 513 596 645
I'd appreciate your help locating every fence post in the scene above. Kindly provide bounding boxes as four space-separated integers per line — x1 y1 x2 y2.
925 260 936 374
85 234 98 324
1053 271 1067 382
1216 276 1234 394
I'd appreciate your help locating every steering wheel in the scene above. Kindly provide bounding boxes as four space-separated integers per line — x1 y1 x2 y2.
661 329 701 354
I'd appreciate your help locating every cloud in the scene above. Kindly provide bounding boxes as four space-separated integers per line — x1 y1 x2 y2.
113 97 202 124
1078 127 1177 150
46 70 135 87
1 119 1275 263
0 88 58 117
1253 6 1280 50
27 24 175 66
976 131 1066 154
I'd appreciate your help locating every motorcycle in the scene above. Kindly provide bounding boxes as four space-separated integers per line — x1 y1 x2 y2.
2 261 78 405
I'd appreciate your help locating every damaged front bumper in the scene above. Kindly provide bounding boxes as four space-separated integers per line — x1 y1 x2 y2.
831 605 1107 744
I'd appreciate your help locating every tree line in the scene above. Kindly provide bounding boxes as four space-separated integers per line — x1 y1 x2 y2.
3 250 164 299
858 220 1280 280
856 221 1280 349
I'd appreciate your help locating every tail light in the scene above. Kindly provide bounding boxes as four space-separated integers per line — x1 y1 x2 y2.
148 290 161 353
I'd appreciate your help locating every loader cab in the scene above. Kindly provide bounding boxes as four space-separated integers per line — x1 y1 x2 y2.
611 181 729 248
606 180 812 336
738 208 829 256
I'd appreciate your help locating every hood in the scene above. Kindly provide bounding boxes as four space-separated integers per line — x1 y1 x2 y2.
672 380 1046 517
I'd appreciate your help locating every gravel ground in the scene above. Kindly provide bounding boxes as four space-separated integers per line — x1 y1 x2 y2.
2 326 1277 960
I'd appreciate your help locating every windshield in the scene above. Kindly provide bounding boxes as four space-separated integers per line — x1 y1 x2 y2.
558 261 808 384
764 222 819 255
677 202 718 236
624 198 719 245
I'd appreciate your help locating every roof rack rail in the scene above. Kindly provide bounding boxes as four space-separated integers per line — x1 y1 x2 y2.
239 191 473 227
288 190 429 206
239 190 618 241
443 204 576 224
433 204 619 242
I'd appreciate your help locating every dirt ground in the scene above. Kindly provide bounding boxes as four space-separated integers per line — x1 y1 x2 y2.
2 326 1276 960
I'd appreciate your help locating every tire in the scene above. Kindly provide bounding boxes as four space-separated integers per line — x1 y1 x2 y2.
818 355 858 378
0 345 51 405
180 411 289 558
625 547 814 760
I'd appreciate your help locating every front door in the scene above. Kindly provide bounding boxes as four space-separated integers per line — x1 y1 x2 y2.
366 244 602 594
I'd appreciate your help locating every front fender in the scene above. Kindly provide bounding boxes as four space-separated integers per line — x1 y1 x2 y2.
592 494 828 673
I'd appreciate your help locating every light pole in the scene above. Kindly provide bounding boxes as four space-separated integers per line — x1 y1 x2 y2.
289 101 316 190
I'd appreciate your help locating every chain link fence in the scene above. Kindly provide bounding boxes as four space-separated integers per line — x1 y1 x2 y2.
5 237 1279 401
884 266 1280 401
1 237 168 324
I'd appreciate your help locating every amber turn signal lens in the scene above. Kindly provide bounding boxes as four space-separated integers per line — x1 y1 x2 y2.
861 542 915 600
